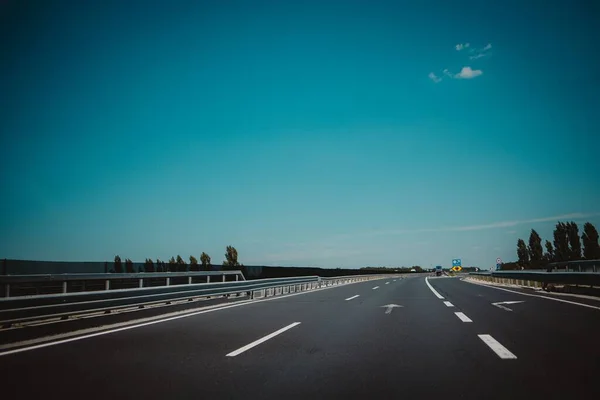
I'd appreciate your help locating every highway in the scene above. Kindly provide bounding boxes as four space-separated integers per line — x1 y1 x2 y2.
1 275 599 399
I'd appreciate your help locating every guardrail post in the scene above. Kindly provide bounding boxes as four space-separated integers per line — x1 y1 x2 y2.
207 276 210 283
139 278 143 288
188 276 192 285
235 275 239 281
62 281 67 294
222 274 226 282
166 277 170 286
105 280 110 290
4 284 9 298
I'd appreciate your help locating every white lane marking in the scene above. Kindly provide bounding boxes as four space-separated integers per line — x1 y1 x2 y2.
385 282 390 285
381 304 403 314
393 280 397 282
345 295 360 301
454 312 472 322
425 277 445 299
373 286 380 290
226 322 301 357
491 300 525 312
462 279 600 311
443 301 454 307
478 334 517 359
0 278 380 357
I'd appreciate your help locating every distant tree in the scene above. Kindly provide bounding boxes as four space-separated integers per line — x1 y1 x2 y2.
189 255 199 271
176 255 187 272
223 246 239 269
168 257 176 272
155 258 162 272
527 229 543 269
114 255 123 273
582 222 600 260
566 221 582 261
138 265 143 273
125 258 134 273
544 240 555 263
200 252 211 271
144 258 155 273
516 239 529 268
553 222 569 262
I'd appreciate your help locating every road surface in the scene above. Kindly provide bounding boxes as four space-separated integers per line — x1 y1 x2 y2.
1 275 598 399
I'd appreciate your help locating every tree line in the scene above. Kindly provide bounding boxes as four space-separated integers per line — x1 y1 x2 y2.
515 221 599 269
110 245 242 273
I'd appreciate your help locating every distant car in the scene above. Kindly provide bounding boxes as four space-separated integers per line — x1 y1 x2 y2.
435 265 442 276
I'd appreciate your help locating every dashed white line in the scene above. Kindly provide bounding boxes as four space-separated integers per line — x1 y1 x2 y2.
425 277 445 299
454 312 472 322
226 322 301 357
345 295 360 301
385 282 390 285
373 286 380 290
478 334 517 359
443 301 454 307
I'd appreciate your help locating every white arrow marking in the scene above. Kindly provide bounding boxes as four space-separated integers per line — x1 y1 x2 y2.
381 304 403 314
491 301 525 311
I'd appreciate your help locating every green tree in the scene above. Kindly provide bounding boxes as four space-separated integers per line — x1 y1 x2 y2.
582 222 600 259
168 256 176 272
114 255 123 273
566 221 582 261
156 258 163 272
144 258 155 273
125 258 134 273
527 229 543 269
223 245 239 269
544 240 554 263
176 255 187 272
517 239 529 268
189 255 199 271
553 222 569 262
200 252 211 271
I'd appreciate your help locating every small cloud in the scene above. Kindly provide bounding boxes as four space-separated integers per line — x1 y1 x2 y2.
469 53 488 60
428 72 442 83
442 68 453 77
454 66 483 79
456 43 470 51
483 43 492 51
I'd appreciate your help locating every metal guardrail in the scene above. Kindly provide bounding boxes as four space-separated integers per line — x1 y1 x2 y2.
0 271 245 298
469 271 600 286
0 273 398 327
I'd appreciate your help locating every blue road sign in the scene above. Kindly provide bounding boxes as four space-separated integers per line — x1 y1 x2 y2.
496 263 501 271
452 259 462 267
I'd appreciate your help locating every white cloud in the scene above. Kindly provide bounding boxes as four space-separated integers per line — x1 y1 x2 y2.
331 212 600 238
456 43 470 51
428 72 442 83
443 68 453 77
483 43 492 51
469 53 487 60
454 66 483 79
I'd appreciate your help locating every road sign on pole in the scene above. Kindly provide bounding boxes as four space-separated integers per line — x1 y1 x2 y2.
496 257 502 271
452 259 462 268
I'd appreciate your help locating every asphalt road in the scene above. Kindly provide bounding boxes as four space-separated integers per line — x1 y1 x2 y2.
1 275 598 399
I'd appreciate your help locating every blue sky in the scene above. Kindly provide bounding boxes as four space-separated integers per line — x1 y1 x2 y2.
1 0 599 269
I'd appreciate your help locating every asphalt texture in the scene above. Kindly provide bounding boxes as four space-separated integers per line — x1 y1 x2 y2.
1 275 599 400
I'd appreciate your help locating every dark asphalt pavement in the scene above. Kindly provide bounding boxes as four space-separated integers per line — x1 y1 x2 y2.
0 275 598 399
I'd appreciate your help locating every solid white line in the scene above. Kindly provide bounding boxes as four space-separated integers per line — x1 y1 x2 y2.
373 286 380 290
425 277 445 299
454 312 472 322
0 278 380 357
462 278 600 311
478 334 517 359
345 295 360 301
226 322 301 357
443 301 454 307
